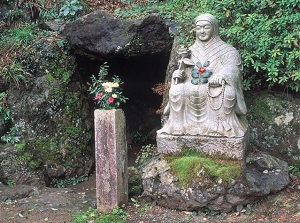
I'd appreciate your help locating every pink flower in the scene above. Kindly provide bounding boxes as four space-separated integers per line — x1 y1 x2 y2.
94 93 103 100
108 97 114 104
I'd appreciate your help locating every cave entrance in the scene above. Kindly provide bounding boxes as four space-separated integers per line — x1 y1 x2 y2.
77 53 170 165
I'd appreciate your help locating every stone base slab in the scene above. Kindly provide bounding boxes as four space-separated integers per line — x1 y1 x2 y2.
157 133 248 160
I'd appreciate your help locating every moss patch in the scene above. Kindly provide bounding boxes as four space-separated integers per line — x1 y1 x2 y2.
246 92 287 123
162 149 242 187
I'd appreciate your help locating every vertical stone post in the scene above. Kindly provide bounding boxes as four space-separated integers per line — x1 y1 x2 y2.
94 109 128 212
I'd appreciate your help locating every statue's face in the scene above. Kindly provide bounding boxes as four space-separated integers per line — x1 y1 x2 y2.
196 20 213 42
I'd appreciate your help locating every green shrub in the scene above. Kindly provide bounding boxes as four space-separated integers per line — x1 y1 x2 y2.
115 0 300 92
73 207 127 223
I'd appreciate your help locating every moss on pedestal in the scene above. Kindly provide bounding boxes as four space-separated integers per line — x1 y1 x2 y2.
162 149 242 187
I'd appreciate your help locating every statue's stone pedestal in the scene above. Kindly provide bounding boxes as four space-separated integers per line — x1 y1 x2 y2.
94 109 128 213
141 152 291 213
157 133 248 161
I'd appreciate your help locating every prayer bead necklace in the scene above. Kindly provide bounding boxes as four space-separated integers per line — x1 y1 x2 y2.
207 80 225 111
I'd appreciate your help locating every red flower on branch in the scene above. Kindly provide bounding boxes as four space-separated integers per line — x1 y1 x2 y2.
108 97 114 104
198 67 206 73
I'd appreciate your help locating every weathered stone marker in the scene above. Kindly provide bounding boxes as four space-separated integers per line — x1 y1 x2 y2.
94 109 128 212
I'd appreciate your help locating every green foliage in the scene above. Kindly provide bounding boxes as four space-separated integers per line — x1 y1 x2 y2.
88 62 128 110
289 166 300 178
0 92 10 123
0 23 37 46
73 206 127 223
0 61 31 88
135 144 158 168
163 149 242 187
59 0 83 21
131 131 148 144
0 24 37 88
19 33 74 79
128 166 142 196
2 0 86 23
115 0 300 92
5 181 15 186
51 174 88 188
1 125 22 144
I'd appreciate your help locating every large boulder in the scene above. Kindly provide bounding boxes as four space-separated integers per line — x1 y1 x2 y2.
141 152 291 213
63 11 173 58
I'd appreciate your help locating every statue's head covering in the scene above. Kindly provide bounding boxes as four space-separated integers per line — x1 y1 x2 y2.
195 13 219 37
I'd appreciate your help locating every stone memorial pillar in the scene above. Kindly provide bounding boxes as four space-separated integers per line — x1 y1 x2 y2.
94 109 128 212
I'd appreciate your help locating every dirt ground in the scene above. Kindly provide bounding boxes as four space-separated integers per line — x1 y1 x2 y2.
1 172 300 223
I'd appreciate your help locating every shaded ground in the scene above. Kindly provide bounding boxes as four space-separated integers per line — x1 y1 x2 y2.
1 173 300 223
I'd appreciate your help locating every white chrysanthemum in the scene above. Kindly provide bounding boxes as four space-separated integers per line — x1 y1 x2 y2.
112 94 118 98
105 87 112 92
112 82 119 87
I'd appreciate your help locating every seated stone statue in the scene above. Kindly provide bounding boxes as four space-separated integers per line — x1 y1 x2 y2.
158 13 247 137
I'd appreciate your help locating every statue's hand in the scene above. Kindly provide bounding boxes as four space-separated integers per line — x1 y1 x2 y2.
209 76 224 86
172 70 185 80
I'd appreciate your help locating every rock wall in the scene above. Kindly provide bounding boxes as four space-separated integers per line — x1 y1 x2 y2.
246 91 300 168
0 36 93 186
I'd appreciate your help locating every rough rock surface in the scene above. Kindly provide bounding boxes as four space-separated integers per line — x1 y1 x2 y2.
0 144 45 186
63 11 173 58
0 37 93 185
246 91 300 168
141 152 291 213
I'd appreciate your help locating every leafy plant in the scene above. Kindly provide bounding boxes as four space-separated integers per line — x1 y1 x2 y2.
0 24 37 88
59 0 83 21
135 144 158 168
128 166 142 196
289 166 300 178
0 92 10 123
0 23 38 46
5 181 15 186
131 131 148 144
73 206 127 223
51 174 89 188
236 204 253 215
88 62 128 110
73 207 100 223
0 61 31 88
1 125 22 144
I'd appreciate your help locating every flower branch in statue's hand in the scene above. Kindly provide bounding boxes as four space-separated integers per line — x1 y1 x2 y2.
175 46 190 85
172 70 185 84
88 62 128 110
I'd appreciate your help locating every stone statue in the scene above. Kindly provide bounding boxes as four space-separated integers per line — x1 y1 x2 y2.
157 13 247 138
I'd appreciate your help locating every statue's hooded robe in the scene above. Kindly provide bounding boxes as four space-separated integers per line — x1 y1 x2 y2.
158 14 247 137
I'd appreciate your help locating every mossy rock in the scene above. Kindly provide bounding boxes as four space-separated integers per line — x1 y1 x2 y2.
246 91 300 168
6 34 93 184
162 149 242 188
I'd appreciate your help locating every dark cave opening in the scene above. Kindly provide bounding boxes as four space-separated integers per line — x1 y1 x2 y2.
77 53 170 154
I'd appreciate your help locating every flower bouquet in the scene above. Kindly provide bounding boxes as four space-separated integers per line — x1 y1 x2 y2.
88 63 128 110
